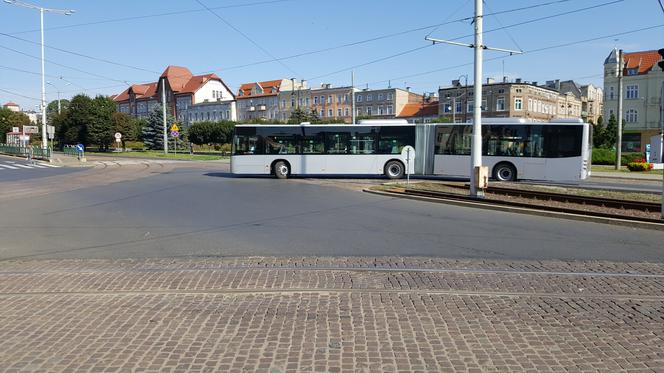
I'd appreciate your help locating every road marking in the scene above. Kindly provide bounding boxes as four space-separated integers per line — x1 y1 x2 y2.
30 164 46 169
11 164 34 169
37 163 61 168
0 164 19 169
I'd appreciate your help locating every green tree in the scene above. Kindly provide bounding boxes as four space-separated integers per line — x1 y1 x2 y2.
142 104 174 150
86 96 116 151
47 99 70 117
112 112 141 149
0 108 31 136
56 94 94 146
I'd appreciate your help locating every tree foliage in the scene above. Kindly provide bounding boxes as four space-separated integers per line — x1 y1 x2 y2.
593 114 623 149
112 112 142 149
0 108 31 136
188 121 235 145
142 104 174 150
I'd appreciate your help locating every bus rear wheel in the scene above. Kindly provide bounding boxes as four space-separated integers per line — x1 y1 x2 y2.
384 160 405 179
273 161 290 179
493 162 517 182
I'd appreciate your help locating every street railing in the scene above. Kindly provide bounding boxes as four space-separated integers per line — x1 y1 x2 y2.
0 143 51 160
63 145 78 156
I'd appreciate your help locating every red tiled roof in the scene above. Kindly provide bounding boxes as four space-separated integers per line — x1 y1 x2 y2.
3 102 18 107
624 50 662 75
114 66 225 102
397 102 439 118
238 79 283 97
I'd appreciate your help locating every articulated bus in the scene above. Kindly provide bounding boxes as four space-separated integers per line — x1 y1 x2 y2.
231 118 591 181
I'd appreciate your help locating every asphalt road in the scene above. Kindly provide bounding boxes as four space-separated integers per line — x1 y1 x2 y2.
1 164 663 262
0 154 83 182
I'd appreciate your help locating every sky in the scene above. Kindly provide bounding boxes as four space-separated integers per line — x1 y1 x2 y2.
0 0 662 110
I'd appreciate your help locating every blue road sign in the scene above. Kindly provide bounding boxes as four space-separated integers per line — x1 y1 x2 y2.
75 144 84 152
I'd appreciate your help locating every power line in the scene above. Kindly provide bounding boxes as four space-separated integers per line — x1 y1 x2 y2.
425 0 471 38
0 32 159 74
443 0 624 43
6 0 297 35
307 45 434 81
0 87 41 101
366 24 664 86
193 0 298 76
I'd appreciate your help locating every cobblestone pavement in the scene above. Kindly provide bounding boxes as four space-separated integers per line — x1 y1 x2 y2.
0 257 662 372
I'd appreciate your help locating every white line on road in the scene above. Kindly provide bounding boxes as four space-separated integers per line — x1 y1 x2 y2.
0 164 19 169
11 164 34 169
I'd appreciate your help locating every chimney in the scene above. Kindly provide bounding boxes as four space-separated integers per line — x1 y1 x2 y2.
452 79 460 87
486 78 495 85
406 86 411 92
503 76 508 83
515 78 522 83
532 81 538 86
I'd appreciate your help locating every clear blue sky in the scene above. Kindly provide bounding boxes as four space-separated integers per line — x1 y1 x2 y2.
1 0 662 109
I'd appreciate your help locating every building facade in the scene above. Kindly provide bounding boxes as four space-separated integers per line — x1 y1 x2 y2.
113 66 235 126
236 79 306 122
603 48 664 152
354 88 422 120
544 80 603 123
187 101 236 123
438 79 582 123
396 100 439 123
308 85 355 123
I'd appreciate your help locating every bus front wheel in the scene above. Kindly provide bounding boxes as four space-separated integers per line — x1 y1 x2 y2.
384 160 405 179
493 162 517 182
273 161 290 179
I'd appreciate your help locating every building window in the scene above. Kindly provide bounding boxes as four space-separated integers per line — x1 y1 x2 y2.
387 105 393 115
626 85 638 99
455 101 462 113
327 96 332 104
367 107 372 115
344 108 349 116
387 93 393 101
320 96 325 104
514 98 523 111
378 93 384 100
314 96 319 105
328 109 333 117
357 95 363 102
320 109 324 117
337 94 342 103
528 98 533 111
367 94 373 102
625 109 638 123
343 94 348 103
443 102 451 113
467 100 474 113
496 97 505 111
609 86 614 100
337 108 342 117
357 108 362 116
305 97 310 106
498 89 505 94
627 68 638 76
378 106 384 115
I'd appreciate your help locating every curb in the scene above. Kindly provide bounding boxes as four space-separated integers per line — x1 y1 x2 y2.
364 188 664 232
590 174 663 182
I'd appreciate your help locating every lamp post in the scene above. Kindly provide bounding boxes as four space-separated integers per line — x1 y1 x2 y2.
457 75 469 123
46 80 70 115
4 0 74 154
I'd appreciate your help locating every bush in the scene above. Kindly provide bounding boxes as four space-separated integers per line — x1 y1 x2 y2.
220 143 232 153
621 152 642 164
592 148 614 165
626 162 654 171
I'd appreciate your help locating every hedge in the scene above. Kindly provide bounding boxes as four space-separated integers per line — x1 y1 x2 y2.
591 148 643 166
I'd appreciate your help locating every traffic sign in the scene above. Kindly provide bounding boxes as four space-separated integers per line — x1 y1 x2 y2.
114 132 122 140
23 126 38 134
170 123 180 132
170 130 180 138
75 144 85 152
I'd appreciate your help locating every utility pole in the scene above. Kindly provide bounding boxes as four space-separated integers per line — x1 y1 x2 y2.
615 49 624 169
426 0 521 197
4 0 74 155
351 71 356 125
162 78 168 154
452 96 456 123
657 48 664 220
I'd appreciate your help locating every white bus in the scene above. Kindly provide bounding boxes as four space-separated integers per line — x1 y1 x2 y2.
231 118 590 181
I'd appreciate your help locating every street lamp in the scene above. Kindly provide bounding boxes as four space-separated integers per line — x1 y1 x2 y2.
3 0 74 154
46 80 70 114
454 75 469 123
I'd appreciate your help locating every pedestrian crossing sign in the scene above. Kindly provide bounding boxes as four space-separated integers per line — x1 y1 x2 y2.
170 123 180 132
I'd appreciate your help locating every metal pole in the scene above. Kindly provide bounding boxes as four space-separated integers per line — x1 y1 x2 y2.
162 79 168 154
39 8 47 151
452 96 456 123
470 0 484 198
57 90 61 114
616 49 623 169
661 81 663 219
351 71 356 124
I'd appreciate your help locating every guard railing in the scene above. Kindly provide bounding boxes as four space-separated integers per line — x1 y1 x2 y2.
0 143 51 160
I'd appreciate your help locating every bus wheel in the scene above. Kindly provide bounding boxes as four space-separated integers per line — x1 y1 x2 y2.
273 161 290 179
384 160 405 179
493 162 517 181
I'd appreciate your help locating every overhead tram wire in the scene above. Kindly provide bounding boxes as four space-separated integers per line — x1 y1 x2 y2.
0 87 41 101
2 0 580 82
0 32 160 74
425 0 471 38
364 24 664 87
439 0 624 43
6 0 297 35
193 0 299 76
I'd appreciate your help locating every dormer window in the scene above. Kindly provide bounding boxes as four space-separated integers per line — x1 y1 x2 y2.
626 68 638 76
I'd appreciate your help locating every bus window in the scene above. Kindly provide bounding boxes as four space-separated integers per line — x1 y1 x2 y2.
324 132 351 154
544 126 582 158
436 125 471 155
233 127 262 155
349 128 377 155
257 127 301 155
301 129 325 154
378 126 415 154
